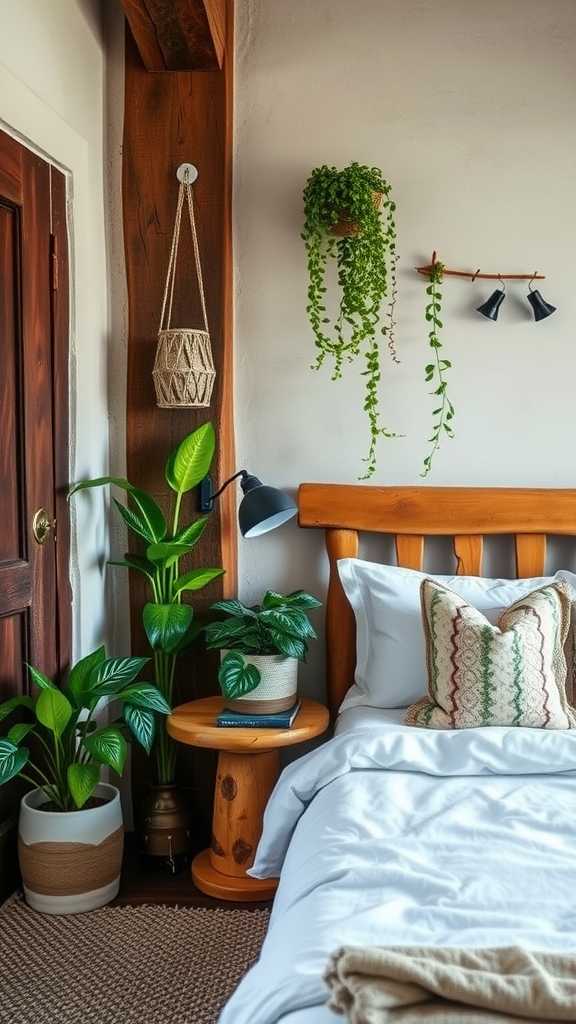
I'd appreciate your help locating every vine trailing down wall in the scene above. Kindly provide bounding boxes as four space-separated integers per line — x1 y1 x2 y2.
421 260 454 476
302 165 462 479
302 163 399 479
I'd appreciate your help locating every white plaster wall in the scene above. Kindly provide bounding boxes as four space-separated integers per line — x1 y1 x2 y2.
0 0 126 661
234 0 576 700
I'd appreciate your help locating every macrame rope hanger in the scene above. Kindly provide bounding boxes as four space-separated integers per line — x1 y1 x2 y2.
153 162 216 409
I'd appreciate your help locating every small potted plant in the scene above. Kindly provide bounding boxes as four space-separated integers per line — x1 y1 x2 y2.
0 648 169 914
204 591 321 712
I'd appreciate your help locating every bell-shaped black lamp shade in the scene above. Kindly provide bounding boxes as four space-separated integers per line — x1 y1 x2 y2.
238 475 297 538
476 288 506 321
527 289 557 322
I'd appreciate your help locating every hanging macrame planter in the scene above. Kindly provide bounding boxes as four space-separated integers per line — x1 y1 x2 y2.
153 163 215 409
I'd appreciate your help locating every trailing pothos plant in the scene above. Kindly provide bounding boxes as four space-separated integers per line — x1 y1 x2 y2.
0 649 169 810
421 261 455 476
302 162 399 478
70 422 224 785
204 591 321 700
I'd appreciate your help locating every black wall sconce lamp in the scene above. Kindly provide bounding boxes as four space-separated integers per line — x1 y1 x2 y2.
199 470 297 538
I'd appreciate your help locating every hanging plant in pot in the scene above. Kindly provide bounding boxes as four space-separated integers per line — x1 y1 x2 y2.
302 162 400 478
0 649 169 914
204 591 321 712
70 422 224 868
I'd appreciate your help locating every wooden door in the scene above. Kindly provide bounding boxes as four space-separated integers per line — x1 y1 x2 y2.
0 129 70 896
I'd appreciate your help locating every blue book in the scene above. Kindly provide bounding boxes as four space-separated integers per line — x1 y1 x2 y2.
217 701 301 729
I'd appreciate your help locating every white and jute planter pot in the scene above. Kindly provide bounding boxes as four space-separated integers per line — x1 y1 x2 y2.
18 783 124 915
222 651 298 713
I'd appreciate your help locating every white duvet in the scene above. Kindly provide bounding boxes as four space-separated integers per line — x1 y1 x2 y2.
220 713 576 1024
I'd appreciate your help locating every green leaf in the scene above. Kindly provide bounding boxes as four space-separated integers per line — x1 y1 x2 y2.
171 619 204 655
172 568 224 598
210 599 254 618
71 476 133 497
0 696 34 723
146 542 197 569
173 516 209 546
67 645 106 707
27 665 55 691
0 740 29 785
143 603 193 653
35 688 73 738
259 609 317 640
129 489 166 543
119 684 170 715
274 591 322 611
204 619 254 649
218 652 261 700
90 656 149 696
85 726 127 775
67 763 100 809
112 498 152 544
122 705 156 754
267 630 306 660
168 423 215 495
7 722 35 745
69 476 134 499
108 554 157 585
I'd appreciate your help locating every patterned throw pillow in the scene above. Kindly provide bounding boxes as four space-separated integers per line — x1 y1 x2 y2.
406 579 576 729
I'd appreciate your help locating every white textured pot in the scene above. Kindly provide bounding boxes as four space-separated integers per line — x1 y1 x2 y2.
18 783 123 915
222 651 298 712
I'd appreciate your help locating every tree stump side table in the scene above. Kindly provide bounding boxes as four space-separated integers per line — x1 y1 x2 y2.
167 696 329 901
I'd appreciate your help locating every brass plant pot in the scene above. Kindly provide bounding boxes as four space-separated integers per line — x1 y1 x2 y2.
139 785 192 867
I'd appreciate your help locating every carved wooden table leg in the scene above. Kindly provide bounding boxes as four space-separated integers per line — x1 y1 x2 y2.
191 748 280 901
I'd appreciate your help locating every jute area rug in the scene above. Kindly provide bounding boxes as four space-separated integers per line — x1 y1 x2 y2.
0 893 270 1024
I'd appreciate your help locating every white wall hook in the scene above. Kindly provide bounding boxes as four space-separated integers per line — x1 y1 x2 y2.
176 163 198 184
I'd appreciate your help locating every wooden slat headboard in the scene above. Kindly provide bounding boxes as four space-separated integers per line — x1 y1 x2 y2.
298 484 576 717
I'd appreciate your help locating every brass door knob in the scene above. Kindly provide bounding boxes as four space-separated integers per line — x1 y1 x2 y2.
32 508 56 545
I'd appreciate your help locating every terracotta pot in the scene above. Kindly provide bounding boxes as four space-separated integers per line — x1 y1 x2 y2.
18 783 123 915
139 784 192 863
222 651 298 713
329 190 383 237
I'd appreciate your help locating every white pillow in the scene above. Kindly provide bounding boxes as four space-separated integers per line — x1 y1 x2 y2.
337 559 576 711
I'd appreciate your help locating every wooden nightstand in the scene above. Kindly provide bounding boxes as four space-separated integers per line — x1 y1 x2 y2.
167 696 329 902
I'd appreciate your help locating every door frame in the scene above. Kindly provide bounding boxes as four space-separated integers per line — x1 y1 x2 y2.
0 57 119 666
50 166 72 678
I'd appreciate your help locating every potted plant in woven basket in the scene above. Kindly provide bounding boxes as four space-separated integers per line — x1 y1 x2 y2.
0 649 169 914
204 591 321 712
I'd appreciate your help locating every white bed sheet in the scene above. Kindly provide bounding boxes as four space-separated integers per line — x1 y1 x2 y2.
335 703 408 734
220 712 576 1024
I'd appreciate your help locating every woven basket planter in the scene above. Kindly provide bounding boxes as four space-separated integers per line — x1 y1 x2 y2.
221 651 299 713
153 328 216 408
329 190 383 237
18 783 123 915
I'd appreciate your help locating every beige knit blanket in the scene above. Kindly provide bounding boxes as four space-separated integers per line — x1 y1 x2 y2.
325 946 576 1023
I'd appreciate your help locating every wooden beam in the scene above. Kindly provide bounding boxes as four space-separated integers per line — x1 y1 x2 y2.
121 0 226 71
123 3 234 825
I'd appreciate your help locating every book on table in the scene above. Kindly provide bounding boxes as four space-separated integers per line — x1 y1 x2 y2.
217 701 301 729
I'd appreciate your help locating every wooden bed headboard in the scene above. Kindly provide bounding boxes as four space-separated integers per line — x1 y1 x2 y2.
298 484 576 717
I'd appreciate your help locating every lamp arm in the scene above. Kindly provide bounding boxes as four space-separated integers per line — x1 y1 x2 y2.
210 469 248 502
199 470 248 513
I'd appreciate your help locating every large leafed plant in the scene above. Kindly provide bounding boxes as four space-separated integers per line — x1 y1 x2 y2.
0 650 169 810
70 422 224 785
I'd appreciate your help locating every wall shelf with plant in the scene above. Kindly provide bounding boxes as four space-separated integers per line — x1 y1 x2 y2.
302 162 399 479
